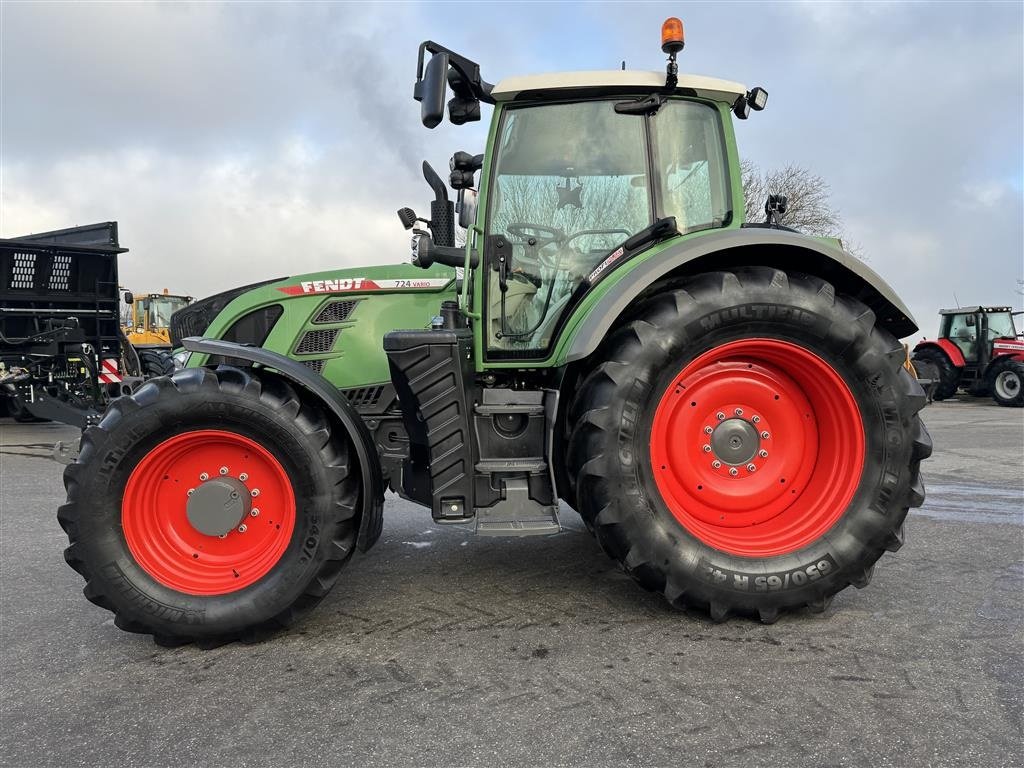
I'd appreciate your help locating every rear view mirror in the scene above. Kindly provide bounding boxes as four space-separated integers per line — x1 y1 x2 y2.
419 52 449 129
122 291 133 304
458 188 478 229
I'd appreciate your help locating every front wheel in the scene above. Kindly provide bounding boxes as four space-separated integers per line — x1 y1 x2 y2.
989 359 1024 407
567 268 931 622
58 366 360 645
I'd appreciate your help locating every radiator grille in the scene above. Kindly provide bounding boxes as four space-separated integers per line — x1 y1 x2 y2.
313 299 360 324
294 328 339 355
10 253 36 289
301 359 326 374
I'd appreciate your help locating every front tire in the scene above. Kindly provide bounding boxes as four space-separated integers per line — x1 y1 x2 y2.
138 348 175 378
567 268 931 622
58 366 360 645
989 359 1024 407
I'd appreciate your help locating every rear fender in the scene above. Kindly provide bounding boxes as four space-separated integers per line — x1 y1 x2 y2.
181 337 385 551
914 339 965 368
558 229 918 365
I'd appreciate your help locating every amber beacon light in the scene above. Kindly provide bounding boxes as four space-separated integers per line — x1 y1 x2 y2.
661 17 685 54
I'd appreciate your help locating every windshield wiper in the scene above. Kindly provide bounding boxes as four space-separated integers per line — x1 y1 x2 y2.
614 94 667 116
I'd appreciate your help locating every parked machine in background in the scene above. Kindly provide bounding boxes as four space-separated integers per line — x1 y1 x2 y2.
0 222 144 426
122 288 192 376
912 306 1024 407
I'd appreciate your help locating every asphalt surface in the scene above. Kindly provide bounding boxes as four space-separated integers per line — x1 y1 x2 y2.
1 398 1021 768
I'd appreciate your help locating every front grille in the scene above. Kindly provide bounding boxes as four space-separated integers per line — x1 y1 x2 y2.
313 299 360 324
169 277 284 346
294 328 339 355
301 359 326 374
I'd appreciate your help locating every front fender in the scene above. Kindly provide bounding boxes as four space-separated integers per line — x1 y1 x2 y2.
182 337 385 551
556 228 918 365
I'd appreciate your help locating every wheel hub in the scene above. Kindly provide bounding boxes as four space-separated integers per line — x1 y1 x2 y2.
186 476 251 536
710 418 760 465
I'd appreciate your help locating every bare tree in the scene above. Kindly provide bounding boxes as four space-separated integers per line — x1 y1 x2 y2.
741 159 853 246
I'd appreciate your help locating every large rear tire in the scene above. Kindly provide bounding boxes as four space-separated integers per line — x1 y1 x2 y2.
567 268 931 622
910 345 959 400
58 366 360 646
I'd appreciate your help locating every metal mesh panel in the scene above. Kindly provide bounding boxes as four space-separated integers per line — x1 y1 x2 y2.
294 328 339 355
301 359 326 374
313 299 360 324
10 253 36 289
48 253 72 291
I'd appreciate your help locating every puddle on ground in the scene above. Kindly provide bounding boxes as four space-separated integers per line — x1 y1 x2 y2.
914 482 1023 525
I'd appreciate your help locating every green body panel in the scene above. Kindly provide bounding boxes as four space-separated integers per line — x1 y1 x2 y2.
187 263 456 388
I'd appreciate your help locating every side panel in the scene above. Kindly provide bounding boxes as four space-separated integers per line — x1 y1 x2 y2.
550 228 918 366
187 263 457 389
914 339 965 368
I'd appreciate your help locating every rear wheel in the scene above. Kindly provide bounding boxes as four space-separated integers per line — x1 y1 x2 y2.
910 346 959 400
567 268 931 622
989 359 1024 407
58 366 360 645
138 348 175 378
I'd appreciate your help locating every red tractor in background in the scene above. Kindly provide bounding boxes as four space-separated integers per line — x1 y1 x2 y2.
912 306 1024 407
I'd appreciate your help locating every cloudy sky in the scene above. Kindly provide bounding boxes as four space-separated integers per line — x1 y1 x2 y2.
2 1 1022 338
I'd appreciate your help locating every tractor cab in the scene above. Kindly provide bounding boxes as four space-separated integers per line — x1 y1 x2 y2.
937 306 1018 365
403 26 767 362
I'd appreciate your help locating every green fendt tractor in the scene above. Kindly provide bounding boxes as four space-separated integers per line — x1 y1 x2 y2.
59 21 932 646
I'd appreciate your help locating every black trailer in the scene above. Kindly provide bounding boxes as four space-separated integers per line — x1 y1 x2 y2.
0 222 142 427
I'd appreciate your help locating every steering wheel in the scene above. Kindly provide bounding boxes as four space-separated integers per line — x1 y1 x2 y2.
506 223 566 249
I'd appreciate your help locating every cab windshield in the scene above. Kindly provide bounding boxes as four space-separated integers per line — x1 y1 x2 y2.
485 98 729 355
148 296 190 328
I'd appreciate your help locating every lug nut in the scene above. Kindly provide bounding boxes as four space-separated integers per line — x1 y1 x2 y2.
218 533 227 539
239 473 248 482
237 524 247 533
759 449 768 458
734 408 743 416
729 467 739 476
199 472 209 481
746 463 756 472
704 426 713 435
219 466 229 475
752 415 761 424
716 412 726 421
761 431 770 439
250 489 260 497
187 488 195 496
702 445 712 453
250 508 260 517
712 460 722 469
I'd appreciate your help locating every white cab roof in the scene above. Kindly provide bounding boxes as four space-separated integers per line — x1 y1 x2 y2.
491 71 747 103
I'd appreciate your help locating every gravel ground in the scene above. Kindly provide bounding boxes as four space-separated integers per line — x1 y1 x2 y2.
1 397 1021 768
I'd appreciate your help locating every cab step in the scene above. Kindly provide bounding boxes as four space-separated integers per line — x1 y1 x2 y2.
474 478 561 537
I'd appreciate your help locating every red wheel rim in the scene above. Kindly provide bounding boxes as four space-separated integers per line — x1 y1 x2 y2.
122 430 296 595
649 339 865 557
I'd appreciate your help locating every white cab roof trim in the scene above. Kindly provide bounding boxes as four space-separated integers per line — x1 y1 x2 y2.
491 71 747 103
